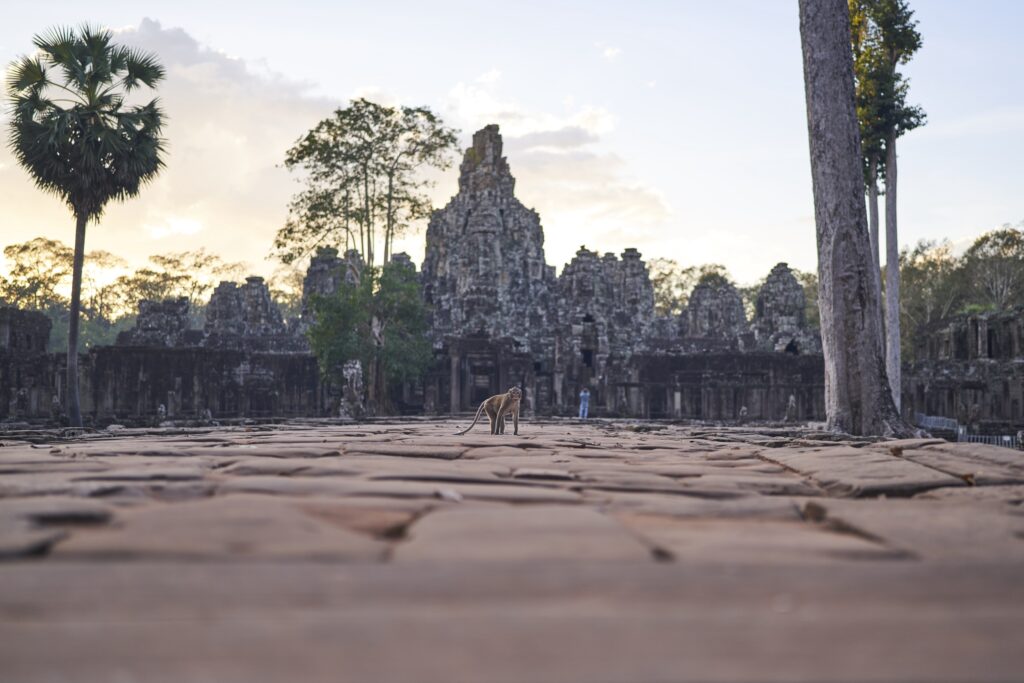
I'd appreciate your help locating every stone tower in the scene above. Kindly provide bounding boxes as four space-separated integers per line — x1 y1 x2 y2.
686 278 748 341
420 125 555 353
752 262 821 353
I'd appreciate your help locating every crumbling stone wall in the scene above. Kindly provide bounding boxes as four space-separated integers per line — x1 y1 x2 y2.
0 307 55 423
116 298 193 347
904 308 1024 430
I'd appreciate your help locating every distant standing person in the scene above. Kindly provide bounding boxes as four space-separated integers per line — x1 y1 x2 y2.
578 388 591 419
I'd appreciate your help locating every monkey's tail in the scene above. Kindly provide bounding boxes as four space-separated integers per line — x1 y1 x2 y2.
454 402 486 435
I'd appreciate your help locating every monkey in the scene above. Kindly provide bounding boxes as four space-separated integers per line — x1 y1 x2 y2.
455 387 522 436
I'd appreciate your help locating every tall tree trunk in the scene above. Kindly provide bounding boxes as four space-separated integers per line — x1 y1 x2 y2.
385 175 394 264
884 132 901 411
866 154 885 356
867 154 880 274
367 353 378 416
798 0 912 436
66 213 87 428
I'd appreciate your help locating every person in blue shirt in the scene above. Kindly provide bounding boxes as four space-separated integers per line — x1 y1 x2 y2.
578 387 591 419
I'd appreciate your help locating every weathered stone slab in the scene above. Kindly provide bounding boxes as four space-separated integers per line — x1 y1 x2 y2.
53 496 388 561
512 468 576 481
681 473 821 496
803 498 1024 562
291 496 431 538
395 505 654 562
71 465 205 482
915 484 1024 506
597 491 802 521
761 446 965 497
344 444 466 460
878 442 1024 487
462 446 557 460
0 497 114 525
617 514 907 563
221 476 582 504
221 458 362 477
0 518 66 558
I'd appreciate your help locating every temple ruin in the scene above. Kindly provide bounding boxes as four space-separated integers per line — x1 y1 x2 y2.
26 123 1021 428
904 309 1024 433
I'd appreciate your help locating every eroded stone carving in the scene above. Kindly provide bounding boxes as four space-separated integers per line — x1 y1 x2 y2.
421 124 556 354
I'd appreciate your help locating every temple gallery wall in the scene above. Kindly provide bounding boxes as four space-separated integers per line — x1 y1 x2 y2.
1 125 1017 430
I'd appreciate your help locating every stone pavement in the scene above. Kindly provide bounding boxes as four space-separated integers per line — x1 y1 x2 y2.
1 419 1022 682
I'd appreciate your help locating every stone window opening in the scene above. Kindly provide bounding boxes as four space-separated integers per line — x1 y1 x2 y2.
581 349 594 368
582 314 595 324
785 339 800 355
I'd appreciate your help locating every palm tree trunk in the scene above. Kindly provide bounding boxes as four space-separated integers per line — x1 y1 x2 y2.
884 132 901 412
66 213 87 428
798 0 912 436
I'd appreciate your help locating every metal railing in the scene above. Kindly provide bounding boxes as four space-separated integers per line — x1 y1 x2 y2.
914 413 958 432
914 412 1022 450
956 432 1023 450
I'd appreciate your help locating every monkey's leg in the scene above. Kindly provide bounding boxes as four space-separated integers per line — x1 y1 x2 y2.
513 408 519 435
485 404 498 435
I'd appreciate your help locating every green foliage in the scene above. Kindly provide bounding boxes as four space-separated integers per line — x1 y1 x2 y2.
898 239 964 359
961 227 1024 311
793 269 821 330
897 225 1024 360
738 278 765 322
275 98 459 266
46 311 135 353
6 25 166 221
1 237 250 345
648 259 730 316
307 259 432 414
0 237 74 310
695 266 732 289
849 0 926 183
268 266 306 320
103 249 246 325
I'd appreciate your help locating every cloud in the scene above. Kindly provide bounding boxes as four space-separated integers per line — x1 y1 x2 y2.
428 73 672 270
602 46 623 61
476 68 502 84
0 18 334 277
2 25 670 280
145 216 204 239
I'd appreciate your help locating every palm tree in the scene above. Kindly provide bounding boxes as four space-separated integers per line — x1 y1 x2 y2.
6 26 166 427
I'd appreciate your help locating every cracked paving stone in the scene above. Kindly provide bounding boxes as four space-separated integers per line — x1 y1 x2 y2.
615 514 909 564
53 495 388 561
394 505 654 562
761 445 965 497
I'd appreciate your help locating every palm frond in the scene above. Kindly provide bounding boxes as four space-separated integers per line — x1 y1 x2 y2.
119 47 165 91
5 56 49 96
6 24 168 221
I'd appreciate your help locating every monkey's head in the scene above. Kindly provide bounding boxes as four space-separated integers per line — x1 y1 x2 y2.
507 387 522 401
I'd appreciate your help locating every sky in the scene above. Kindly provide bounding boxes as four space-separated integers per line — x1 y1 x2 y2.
1 0 1022 286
